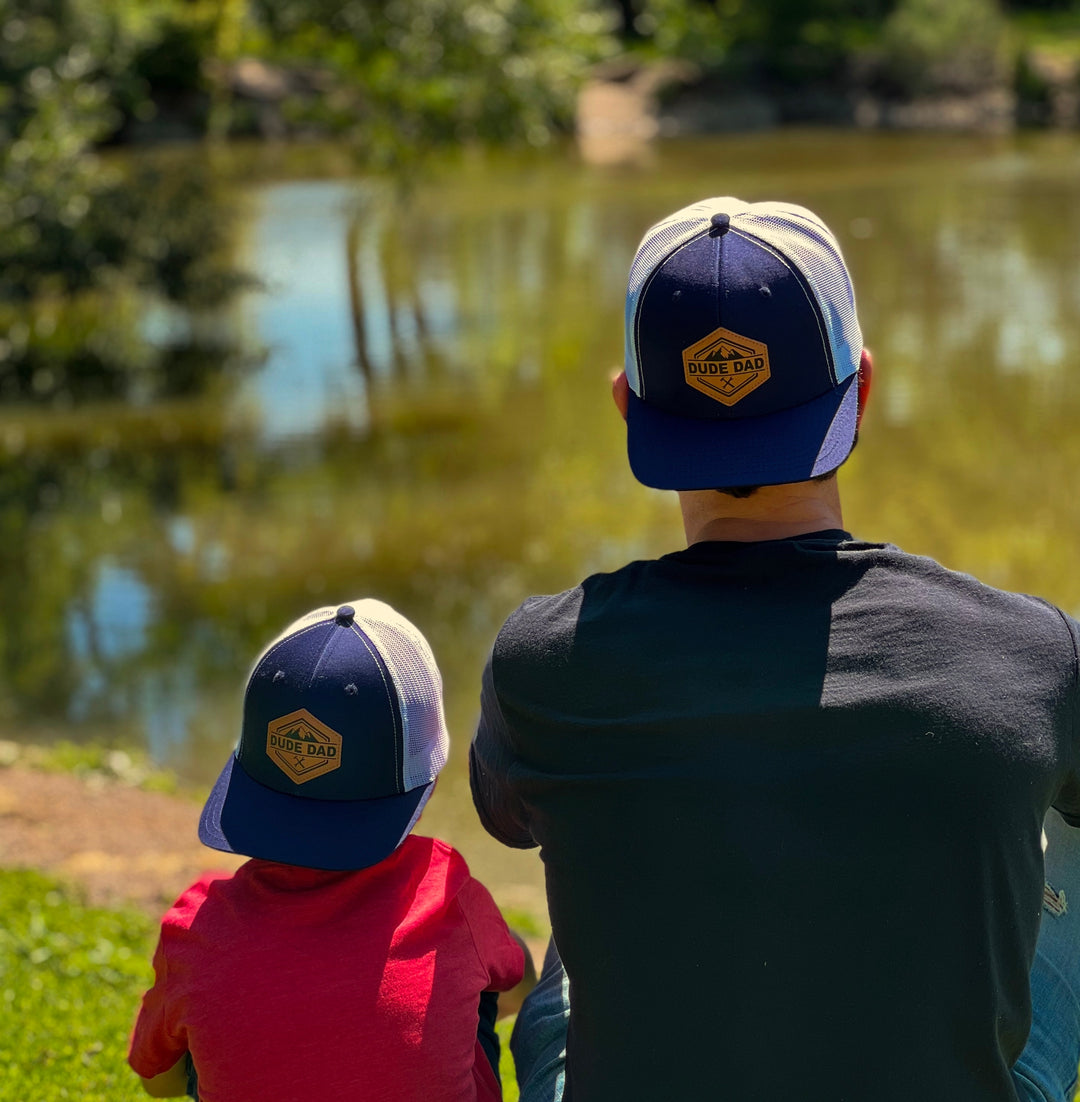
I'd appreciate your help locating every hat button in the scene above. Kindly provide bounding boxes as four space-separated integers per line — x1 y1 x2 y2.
709 212 731 237
335 605 355 625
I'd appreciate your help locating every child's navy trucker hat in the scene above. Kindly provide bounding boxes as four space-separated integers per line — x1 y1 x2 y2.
624 196 863 490
199 599 449 871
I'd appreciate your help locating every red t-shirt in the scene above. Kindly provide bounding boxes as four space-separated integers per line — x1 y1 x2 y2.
129 835 524 1101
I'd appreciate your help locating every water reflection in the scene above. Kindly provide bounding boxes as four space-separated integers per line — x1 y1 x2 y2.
239 182 370 442
5 131 1080 900
67 561 153 721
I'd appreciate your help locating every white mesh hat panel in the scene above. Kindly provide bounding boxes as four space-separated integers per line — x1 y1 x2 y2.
349 598 450 791
733 203 862 382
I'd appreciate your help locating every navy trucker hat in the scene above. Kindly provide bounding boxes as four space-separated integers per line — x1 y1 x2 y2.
624 197 863 489
199 599 449 871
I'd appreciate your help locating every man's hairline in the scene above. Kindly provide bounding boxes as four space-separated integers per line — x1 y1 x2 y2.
710 466 840 499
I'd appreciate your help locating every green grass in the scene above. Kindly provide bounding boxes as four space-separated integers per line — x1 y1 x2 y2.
497 1017 521 1102
0 869 156 1101
0 867 524 1101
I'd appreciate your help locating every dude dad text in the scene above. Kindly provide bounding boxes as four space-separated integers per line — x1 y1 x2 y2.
269 732 338 758
687 356 765 375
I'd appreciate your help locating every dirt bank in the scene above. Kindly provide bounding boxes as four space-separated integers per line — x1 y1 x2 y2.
0 765 242 914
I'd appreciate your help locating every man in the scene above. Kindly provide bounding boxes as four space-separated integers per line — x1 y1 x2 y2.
470 198 1080 1101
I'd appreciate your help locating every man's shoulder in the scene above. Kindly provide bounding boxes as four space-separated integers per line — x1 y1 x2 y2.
881 545 1074 623
493 559 654 656
854 544 1080 670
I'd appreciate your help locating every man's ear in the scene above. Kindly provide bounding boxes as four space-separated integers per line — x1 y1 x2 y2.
856 348 873 430
612 369 630 422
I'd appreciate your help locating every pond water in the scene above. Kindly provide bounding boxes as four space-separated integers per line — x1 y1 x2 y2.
6 129 1080 909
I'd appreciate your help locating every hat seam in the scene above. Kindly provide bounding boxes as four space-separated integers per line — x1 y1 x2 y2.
248 610 338 676
252 619 334 671
242 620 342 750
347 621 403 790
728 227 833 381
633 226 714 402
307 625 344 690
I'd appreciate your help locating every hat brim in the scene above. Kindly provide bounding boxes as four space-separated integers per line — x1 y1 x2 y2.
625 373 858 491
199 754 432 871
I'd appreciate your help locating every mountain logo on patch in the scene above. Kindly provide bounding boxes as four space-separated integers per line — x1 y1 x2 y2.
266 708 342 785
682 326 770 406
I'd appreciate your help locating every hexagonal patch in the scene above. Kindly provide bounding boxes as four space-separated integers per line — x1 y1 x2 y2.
265 708 343 785
682 326 771 406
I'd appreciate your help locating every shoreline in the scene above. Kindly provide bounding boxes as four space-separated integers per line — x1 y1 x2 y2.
0 760 241 916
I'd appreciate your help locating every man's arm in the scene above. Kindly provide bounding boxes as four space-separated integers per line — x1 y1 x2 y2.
469 652 536 849
1052 606 1080 825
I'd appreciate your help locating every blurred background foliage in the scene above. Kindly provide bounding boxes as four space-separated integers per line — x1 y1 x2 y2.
1 0 1078 403
0 1 255 406
233 0 614 152
0 0 620 407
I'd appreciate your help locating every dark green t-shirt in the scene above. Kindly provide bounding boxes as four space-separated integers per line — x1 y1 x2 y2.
470 532 1080 1102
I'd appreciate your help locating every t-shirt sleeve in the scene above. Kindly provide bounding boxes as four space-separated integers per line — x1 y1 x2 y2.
469 649 537 849
457 876 526 993
1052 608 1080 826
128 929 187 1078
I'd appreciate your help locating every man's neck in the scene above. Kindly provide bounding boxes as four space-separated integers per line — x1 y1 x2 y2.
677 479 845 545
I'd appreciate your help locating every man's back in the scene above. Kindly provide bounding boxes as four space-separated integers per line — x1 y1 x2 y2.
472 531 1080 1100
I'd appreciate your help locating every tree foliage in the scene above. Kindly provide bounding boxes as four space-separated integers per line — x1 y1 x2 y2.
0 1 241 305
879 0 1009 95
639 0 893 80
1 0 1074 401
0 1 621 404
0 3 247 403
606 0 1065 91
238 0 615 151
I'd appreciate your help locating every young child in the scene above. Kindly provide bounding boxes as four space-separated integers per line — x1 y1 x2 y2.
129 599 531 1101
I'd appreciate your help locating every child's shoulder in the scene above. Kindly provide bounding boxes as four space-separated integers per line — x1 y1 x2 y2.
401 835 500 905
159 868 237 931
402 834 471 878
402 835 507 920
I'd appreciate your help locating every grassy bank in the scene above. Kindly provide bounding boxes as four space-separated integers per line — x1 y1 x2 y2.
0 869 155 1101
0 739 185 796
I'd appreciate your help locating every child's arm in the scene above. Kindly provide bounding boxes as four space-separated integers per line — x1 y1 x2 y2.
138 1055 189 1098
497 930 538 1019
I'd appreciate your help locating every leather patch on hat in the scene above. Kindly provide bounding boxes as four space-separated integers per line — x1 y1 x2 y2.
266 708 342 785
682 326 770 406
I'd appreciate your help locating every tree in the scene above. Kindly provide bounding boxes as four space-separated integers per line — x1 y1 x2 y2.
240 0 616 153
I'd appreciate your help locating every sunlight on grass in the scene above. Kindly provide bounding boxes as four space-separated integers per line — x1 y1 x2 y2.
0 869 154 1101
